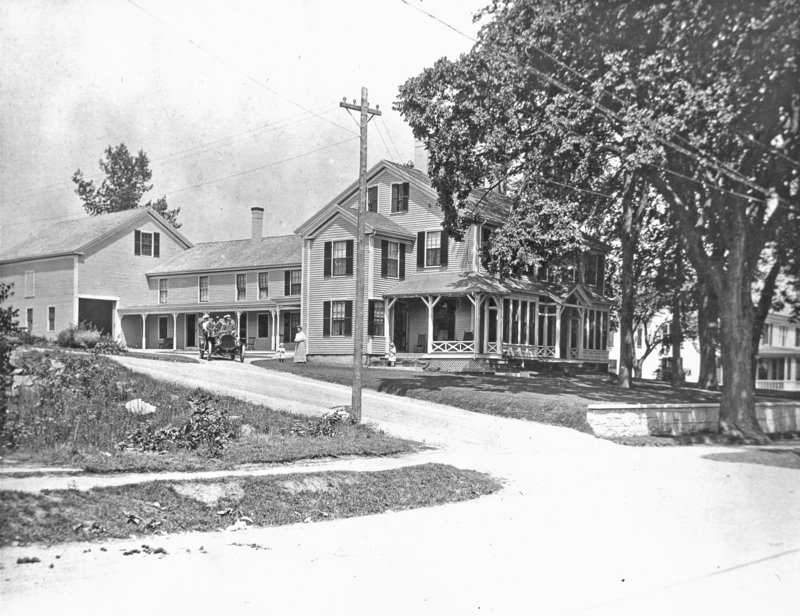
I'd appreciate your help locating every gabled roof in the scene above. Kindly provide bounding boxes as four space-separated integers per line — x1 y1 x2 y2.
295 204 416 240
294 159 515 237
147 234 301 276
0 207 192 264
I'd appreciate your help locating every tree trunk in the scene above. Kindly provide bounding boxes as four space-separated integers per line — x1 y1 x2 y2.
617 176 644 389
633 357 642 379
717 296 769 443
697 283 719 389
670 298 683 386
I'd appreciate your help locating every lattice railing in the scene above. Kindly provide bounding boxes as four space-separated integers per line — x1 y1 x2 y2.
430 340 475 354
502 344 556 358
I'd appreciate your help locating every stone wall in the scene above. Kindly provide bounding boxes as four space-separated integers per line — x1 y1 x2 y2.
586 402 800 438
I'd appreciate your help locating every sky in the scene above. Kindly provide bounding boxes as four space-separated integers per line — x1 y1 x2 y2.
0 0 487 250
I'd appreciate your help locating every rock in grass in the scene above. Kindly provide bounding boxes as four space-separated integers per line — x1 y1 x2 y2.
124 399 157 415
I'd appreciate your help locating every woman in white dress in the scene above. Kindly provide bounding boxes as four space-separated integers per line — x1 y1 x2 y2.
293 326 307 363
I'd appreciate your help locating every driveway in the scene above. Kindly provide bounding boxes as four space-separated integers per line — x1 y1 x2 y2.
2 356 798 615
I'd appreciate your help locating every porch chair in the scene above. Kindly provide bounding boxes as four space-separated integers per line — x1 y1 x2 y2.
158 338 166 349
415 334 427 353
246 337 255 350
462 331 474 341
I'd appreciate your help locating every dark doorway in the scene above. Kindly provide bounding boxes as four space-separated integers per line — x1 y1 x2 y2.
78 298 114 334
392 300 409 352
433 298 456 341
186 314 196 347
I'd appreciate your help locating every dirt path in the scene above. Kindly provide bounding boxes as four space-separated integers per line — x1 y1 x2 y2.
2 355 798 616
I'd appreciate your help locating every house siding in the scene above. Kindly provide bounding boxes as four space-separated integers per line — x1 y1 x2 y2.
79 219 185 307
0 256 75 338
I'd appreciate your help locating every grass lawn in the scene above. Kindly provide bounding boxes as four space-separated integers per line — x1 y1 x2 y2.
0 463 500 546
3 348 416 473
253 360 739 434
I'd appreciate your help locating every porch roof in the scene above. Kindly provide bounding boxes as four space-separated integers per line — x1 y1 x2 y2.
117 299 300 315
383 271 569 299
757 345 800 358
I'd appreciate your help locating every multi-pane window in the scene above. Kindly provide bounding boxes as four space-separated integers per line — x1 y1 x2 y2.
778 325 788 346
290 270 301 295
368 186 378 212
159 279 168 304
257 313 270 338
761 324 773 345
258 272 269 299
199 276 209 302
369 300 385 336
331 301 347 336
236 273 247 301
134 230 160 257
48 307 55 331
583 310 608 350
24 271 35 297
332 241 348 276
425 231 441 266
26 308 33 332
584 253 605 287
391 182 409 212
386 242 399 277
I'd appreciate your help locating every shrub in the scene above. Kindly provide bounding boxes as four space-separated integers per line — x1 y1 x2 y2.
56 322 103 349
91 335 127 356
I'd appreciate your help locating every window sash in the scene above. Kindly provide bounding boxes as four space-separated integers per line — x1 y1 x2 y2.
48 307 55 331
391 183 409 212
199 276 209 302
26 308 33 331
331 301 347 336
368 186 378 211
332 241 348 276
258 273 269 299
372 300 385 336
159 279 168 304
290 270 301 295
386 242 399 277
236 274 247 300
425 231 441 266
141 232 153 256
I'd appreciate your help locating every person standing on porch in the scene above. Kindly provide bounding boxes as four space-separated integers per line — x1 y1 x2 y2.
293 326 307 363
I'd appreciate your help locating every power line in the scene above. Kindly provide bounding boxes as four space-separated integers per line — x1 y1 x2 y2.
373 118 398 162
125 0 357 138
378 117 404 162
164 136 359 195
397 0 797 213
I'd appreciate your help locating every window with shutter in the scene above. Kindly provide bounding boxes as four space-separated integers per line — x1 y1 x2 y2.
331 301 347 336
332 241 348 276
290 270 301 294
382 241 399 278
368 300 385 336
391 182 409 212
368 186 378 212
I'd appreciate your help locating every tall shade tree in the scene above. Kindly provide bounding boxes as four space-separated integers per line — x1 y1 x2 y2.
72 144 181 228
396 0 799 441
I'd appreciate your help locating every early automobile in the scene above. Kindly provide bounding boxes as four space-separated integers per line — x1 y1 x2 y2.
200 333 245 362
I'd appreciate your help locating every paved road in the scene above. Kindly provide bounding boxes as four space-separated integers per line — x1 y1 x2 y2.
2 357 799 615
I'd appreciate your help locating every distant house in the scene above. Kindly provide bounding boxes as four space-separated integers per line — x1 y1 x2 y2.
0 208 192 340
608 310 800 391
120 207 302 351
295 155 612 372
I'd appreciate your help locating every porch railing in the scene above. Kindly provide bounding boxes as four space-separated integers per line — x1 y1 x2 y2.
503 344 557 358
756 379 790 391
430 340 475 354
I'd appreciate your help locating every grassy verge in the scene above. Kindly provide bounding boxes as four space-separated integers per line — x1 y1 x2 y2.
3 348 415 473
0 463 500 546
252 361 740 433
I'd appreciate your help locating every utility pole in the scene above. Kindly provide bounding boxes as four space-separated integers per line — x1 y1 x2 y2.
340 88 381 423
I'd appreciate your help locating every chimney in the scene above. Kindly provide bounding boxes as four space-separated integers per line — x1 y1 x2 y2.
413 138 429 175
251 207 264 242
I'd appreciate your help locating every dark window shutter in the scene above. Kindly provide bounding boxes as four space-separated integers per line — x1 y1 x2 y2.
283 312 291 343
391 184 398 212
284 271 290 295
134 230 141 255
344 301 353 336
417 231 425 268
368 300 375 336
440 230 449 266
399 243 406 279
598 254 606 289
380 241 388 277
368 186 378 212
153 232 160 258
402 183 409 211
323 302 331 337
345 240 354 275
323 242 332 277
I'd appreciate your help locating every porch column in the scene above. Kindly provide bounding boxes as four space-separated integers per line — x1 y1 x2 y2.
483 298 491 354
467 293 482 357
555 304 564 359
577 308 585 360
386 298 397 346
497 298 504 356
171 312 178 350
236 310 243 340
532 302 538 348
421 295 441 354
274 307 281 350
140 313 148 349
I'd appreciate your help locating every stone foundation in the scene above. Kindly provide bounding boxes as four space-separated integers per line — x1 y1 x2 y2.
587 401 800 438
